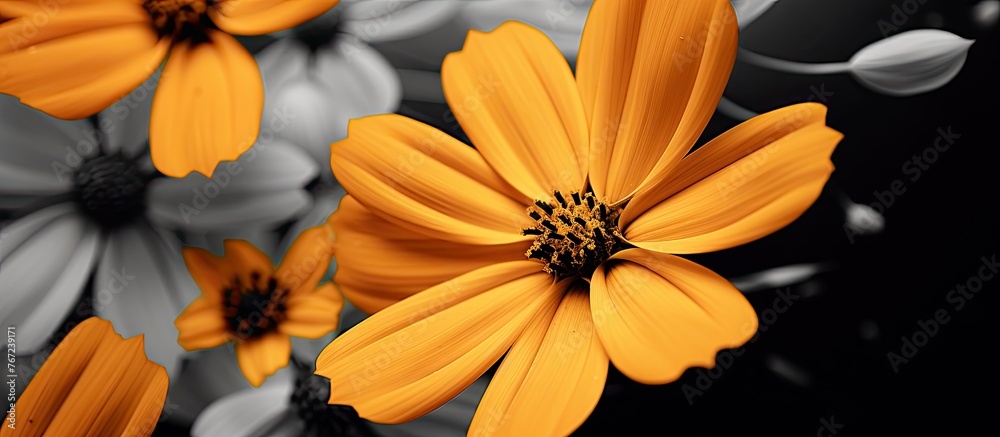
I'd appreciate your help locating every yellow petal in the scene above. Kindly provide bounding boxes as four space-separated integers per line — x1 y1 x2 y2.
2 317 168 437
274 221 335 296
182 246 232 301
471 282 607 437
442 21 589 200
315 261 558 424
622 104 843 254
175 297 229 351
590 250 757 384
280 282 343 339
222 239 274 288
236 332 291 387
0 6 168 119
150 29 263 177
331 114 533 245
332 195 530 314
576 0 739 203
210 0 339 35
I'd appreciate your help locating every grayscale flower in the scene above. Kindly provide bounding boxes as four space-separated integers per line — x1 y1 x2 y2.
0 80 317 380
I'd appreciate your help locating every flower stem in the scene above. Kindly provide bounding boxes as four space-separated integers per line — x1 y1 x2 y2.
738 48 851 74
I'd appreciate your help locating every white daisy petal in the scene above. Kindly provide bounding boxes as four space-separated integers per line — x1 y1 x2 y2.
342 0 463 43
0 204 101 355
192 380 294 437
0 95 89 195
278 184 345 256
146 140 317 231
94 222 199 379
257 39 312 96
167 346 268 427
459 0 590 62
261 39 401 171
98 72 159 159
729 263 833 293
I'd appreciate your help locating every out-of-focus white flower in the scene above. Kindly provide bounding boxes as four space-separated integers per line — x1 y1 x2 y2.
973 0 1000 27
460 0 591 63
0 78 316 380
188 344 489 437
843 202 886 235
848 29 975 97
729 263 834 293
732 0 778 29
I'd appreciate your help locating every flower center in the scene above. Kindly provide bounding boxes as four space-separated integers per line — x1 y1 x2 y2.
223 272 288 340
144 0 212 38
73 152 150 228
290 373 375 435
522 190 628 279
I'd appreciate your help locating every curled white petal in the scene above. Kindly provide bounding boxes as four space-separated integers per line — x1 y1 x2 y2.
848 29 975 96
732 0 778 29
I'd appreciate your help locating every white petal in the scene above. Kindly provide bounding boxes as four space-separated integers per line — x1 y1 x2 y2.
459 0 589 62
192 381 294 437
94 223 200 379
974 0 1000 27
262 39 401 172
97 71 160 159
0 205 101 354
342 0 463 43
729 263 833 293
371 378 489 437
257 38 312 95
166 346 258 427
182 228 282 262
0 95 87 195
146 140 316 231
844 202 885 235
278 183 345 256
731 0 778 29
849 29 975 96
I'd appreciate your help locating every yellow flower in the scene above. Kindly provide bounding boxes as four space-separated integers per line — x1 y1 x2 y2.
174 221 341 387
318 0 843 435
0 0 338 177
2 317 167 437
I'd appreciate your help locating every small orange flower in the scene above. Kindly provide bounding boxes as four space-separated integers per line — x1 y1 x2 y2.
316 0 843 435
2 317 168 437
175 221 341 387
0 0 339 177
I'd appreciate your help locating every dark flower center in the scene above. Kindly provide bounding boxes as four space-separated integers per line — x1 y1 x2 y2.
522 190 629 279
223 271 288 340
73 152 150 228
290 373 377 437
144 0 214 40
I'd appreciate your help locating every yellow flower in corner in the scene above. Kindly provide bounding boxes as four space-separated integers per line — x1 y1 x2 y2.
2 317 167 437
318 0 843 435
0 0 339 177
174 221 341 387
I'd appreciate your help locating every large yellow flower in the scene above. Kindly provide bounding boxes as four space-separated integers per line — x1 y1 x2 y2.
318 0 843 435
174 221 341 387
0 0 338 177
2 317 167 437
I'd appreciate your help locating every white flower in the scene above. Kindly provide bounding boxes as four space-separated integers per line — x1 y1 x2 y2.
848 29 975 97
0 79 317 380
187 337 488 437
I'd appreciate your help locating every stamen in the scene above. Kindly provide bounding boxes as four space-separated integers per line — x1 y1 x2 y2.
144 0 212 39
222 272 288 340
522 190 628 278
